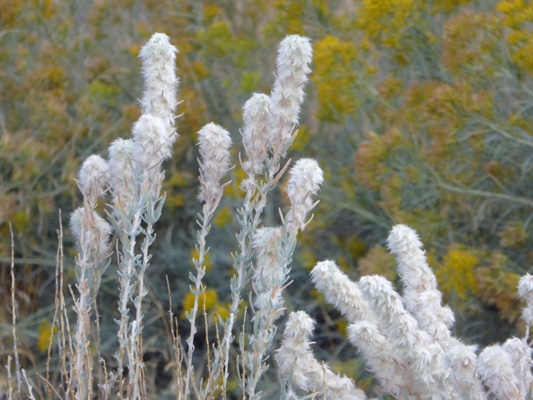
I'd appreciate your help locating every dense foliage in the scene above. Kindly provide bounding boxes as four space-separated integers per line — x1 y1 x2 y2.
2 0 533 397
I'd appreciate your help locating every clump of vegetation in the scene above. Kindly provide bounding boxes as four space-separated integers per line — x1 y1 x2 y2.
3 1 533 398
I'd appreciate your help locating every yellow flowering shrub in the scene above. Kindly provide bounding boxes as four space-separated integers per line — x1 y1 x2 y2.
442 10 502 84
476 253 522 323
355 0 417 48
496 0 533 73
436 247 479 301
313 35 359 122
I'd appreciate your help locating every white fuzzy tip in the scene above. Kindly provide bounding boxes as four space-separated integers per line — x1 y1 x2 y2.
277 35 313 75
269 35 313 151
478 344 521 399
78 155 110 204
139 32 179 124
70 206 112 253
243 93 271 128
285 158 323 232
284 310 315 339
197 123 232 202
387 224 423 255
140 33 177 60
287 158 324 197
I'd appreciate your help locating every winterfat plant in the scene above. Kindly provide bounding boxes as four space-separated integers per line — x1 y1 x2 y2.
277 311 368 400
244 158 323 399
202 34 315 400
113 32 179 400
69 155 112 400
183 122 232 396
283 224 533 400
69 31 179 400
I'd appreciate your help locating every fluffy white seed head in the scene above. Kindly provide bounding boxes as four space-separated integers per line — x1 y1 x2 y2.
286 158 323 232
282 310 315 340
502 337 533 397
132 114 174 170
277 311 368 400
478 344 521 400
358 275 453 397
108 138 137 215
78 155 110 204
269 35 313 150
387 224 438 291
242 93 271 179
348 321 409 396
387 224 455 339
139 32 179 125
197 123 232 202
70 206 112 260
310 260 375 323
358 275 420 351
444 341 486 399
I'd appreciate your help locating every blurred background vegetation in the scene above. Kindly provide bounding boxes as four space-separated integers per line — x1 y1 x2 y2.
2 0 533 397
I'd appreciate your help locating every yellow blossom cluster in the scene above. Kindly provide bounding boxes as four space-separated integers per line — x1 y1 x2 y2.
496 0 533 73
436 247 479 301
355 0 417 48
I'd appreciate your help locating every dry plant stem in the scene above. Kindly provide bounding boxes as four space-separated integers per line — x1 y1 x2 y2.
22 369 36 400
246 228 297 399
130 174 164 399
46 211 63 400
167 276 184 399
115 205 143 397
9 222 22 394
73 266 91 400
205 146 290 397
5 356 13 400
184 194 219 397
